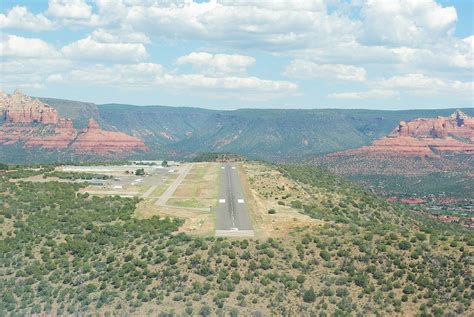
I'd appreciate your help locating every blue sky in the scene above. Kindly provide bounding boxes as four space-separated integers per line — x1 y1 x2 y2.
1 0 472 110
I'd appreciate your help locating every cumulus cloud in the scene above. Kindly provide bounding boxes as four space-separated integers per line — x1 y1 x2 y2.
91 28 150 44
125 0 356 51
0 6 54 31
176 52 255 76
360 0 457 47
331 73 473 100
56 62 297 98
162 74 297 93
284 59 366 82
379 73 473 96
61 36 148 62
0 0 471 105
0 35 59 58
47 0 92 19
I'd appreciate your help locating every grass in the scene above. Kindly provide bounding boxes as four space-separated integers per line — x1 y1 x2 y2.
167 163 220 209
167 198 203 208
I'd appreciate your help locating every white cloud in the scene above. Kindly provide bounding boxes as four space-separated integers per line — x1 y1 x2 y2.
67 63 165 86
0 35 59 58
328 89 399 100
161 74 297 93
329 73 473 100
56 62 297 98
91 28 150 44
360 0 457 47
0 0 471 106
379 73 473 96
125 0 356 51
61 36 148 62
218 0 326 11
176 52 255 76
47 0 92 19
0 6 54 31
284 59 366 82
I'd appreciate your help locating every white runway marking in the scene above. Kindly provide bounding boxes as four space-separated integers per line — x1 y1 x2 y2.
237 199 245 203
231 166 236 170
219 199 226 203
221 166 225 169
215 230 255 237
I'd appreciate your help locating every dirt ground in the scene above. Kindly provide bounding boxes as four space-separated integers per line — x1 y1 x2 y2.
239 162 328 239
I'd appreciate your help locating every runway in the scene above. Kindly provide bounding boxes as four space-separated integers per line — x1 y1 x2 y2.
215 163 253 237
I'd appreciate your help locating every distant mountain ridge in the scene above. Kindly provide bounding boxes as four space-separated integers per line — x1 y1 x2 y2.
97 103 474 161
0 92 473 163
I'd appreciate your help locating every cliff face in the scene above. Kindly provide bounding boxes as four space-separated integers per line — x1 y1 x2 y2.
331 111 474 158
394 110 474 140
0 91 59 124
72 119 147 153
0 91 147 154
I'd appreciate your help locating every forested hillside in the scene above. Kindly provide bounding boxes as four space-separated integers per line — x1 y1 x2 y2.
98 104 474 160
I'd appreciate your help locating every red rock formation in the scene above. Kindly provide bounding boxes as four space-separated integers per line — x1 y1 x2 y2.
392 110 474 141
0 91 58 124
0 91 147 154
331 111 474 158
25 119 77 149
72 119 147 153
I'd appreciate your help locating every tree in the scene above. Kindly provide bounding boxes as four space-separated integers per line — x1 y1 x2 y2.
135 168 145 176
161 160 168 167
303 287 316 303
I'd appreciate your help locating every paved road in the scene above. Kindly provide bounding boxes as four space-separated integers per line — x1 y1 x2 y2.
215 163 253 236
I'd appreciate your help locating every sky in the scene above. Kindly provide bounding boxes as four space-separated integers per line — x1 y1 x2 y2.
0 0 473 110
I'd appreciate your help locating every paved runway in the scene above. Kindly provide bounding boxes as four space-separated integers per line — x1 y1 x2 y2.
215 163 253 236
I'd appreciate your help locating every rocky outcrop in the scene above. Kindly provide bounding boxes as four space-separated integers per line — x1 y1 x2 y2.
331 111 474 158
393 110 474 140
72 119 147 153
0 91 147 154
0 91 58 124
25 119 77 149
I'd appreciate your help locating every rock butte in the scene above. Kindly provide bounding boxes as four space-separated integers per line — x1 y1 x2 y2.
330 110 474 158
0 90 58 124
72 119 147 153
0 91 147 154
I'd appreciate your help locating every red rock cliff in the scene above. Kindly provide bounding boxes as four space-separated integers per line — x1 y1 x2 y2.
72 119 147 153
393 110 474 140
0 91 147 154
330 111 474 158
0 91 59 124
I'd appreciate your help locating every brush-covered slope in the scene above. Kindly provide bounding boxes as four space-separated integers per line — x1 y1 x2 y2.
0 164 471 316
38 97 100 129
